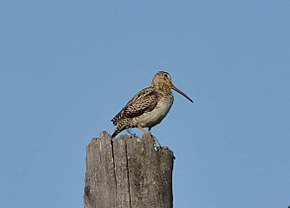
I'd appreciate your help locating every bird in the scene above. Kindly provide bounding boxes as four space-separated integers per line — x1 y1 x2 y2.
111 71 193 141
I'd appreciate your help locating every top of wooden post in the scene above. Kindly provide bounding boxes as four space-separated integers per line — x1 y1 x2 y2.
84 131 174 208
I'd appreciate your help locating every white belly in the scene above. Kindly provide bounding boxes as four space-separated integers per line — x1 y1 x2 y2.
132 98 173 128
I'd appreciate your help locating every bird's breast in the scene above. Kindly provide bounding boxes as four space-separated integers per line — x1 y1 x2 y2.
132 97 173 128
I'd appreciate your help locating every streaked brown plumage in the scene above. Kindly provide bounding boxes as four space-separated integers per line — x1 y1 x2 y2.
111 71 193 138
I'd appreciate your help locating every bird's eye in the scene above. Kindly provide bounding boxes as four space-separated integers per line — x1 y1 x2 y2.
164 74 168 78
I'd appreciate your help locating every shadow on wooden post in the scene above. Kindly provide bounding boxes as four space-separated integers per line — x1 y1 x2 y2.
84 131 174 208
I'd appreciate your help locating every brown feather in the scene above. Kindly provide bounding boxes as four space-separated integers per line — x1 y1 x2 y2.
112 86 159 125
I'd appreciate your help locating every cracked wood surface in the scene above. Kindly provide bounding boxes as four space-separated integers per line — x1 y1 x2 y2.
84 131 174 208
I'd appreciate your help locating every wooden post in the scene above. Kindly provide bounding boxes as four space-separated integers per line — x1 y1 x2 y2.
84 131 174 208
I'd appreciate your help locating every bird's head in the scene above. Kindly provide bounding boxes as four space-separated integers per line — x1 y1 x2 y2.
152 71 193 102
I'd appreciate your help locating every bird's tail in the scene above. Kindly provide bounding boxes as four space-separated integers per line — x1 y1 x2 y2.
111 130 118 138
111 119 130 138
111 125 124 138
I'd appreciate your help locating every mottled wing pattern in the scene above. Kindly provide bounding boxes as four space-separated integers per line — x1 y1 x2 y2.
112 86 159 125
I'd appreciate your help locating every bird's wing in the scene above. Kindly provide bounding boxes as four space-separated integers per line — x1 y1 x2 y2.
112 86 159 124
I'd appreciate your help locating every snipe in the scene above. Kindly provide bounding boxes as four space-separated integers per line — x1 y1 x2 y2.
111 71 193 141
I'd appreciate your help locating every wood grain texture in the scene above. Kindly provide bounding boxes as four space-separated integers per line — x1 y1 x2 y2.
84 131 174 208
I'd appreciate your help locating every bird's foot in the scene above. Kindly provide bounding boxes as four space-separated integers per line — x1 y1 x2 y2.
126 129 137 138
148 132 162 149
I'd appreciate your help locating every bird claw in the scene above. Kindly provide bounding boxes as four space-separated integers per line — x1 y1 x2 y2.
127 130 162 150
126 130 137 138
149 133 162 149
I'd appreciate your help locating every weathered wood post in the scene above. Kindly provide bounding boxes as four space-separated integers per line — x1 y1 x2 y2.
84 131 174 208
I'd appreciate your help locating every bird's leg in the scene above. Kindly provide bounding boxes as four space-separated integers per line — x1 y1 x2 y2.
148 127 152 135
148 127 162 147
137 124 147 135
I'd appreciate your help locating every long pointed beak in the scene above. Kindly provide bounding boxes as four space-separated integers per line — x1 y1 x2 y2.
170 83 193 103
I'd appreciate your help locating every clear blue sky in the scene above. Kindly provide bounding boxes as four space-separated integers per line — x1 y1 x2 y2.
1 1 289 207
